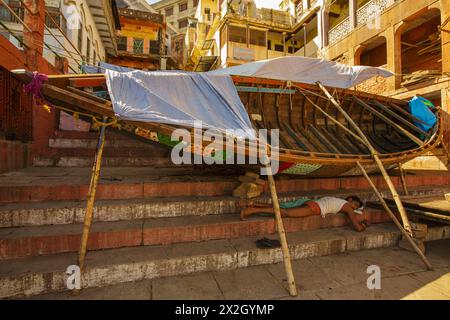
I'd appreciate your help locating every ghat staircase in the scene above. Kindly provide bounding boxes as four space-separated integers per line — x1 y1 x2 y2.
0 128 449 298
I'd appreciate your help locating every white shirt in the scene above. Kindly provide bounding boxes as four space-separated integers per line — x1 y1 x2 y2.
316 197 348 217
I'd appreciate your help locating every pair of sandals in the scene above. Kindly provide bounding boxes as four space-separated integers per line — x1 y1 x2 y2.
255 237 281 249
238 200 280 248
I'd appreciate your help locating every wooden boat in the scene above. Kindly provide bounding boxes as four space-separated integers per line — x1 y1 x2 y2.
13 70 443 177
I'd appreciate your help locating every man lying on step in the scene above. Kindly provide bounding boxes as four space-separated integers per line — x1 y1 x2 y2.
240 196 370 232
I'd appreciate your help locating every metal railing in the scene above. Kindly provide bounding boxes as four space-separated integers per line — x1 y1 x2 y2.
0 3 24 23
45 7 67 34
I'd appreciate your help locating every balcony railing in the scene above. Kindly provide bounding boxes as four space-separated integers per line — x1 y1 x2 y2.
328 0 395 46
0 4 67 36
45 7 67 34
328 16 351 45
0 3 24 24
356 0 392 27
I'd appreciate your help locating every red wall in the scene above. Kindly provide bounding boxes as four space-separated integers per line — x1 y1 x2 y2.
0 29 62 171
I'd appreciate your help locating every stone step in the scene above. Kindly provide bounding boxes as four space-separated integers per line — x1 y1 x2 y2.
33 156 178 168
53 130 143 141
49 138 153 149
45 147 171 158
0 210 394 260
1 223 449 298
1 167 449 203
0 196 237 228
1 187 449 228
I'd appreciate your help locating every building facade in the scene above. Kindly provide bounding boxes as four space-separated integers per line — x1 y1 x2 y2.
188 0 321 71
152 0 198 33
313 0 449 151
151 0 199 67
108 8 166 70
0 0 119 73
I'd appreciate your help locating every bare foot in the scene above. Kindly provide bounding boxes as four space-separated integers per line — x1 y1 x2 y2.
240 208 249 220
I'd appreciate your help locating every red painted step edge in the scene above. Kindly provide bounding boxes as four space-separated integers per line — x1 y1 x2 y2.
0 173 449 203
0 211 390 260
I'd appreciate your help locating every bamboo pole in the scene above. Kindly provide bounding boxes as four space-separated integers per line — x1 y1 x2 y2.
356 162 433 270
265 165 298 296
398 163 409 195
78 120 107 271
316 82 413 235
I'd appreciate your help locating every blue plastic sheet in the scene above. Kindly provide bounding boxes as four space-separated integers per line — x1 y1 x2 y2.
408 96 437 132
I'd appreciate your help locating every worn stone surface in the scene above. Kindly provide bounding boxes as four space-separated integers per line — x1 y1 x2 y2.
153 273 224 300
266 258 340 291
23 239 450 300
213 266 287 300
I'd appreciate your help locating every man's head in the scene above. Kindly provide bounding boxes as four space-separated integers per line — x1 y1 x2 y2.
345 195 363 210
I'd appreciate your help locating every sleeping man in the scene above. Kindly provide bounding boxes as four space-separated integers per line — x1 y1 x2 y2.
239 195 370 232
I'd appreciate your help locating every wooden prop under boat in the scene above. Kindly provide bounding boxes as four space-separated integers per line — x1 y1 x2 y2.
13 70 443 177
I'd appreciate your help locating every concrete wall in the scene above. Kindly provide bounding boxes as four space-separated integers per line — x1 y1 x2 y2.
61 0 108 72
152 0 198 33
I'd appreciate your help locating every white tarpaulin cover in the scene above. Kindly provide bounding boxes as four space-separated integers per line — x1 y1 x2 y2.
105 56 393 136
105 70 255 137
209 56 393 88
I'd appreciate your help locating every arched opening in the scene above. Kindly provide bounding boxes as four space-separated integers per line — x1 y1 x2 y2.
354 36 387 94
399 9 442 86
357 36 387 67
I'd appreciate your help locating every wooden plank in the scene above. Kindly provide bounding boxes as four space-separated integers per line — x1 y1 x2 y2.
70 77 107 88
371 100 427 136
286 124 316 152
283 123 307 151
389 103 429 126
319 128 353 154
42 84 115 117
353 96 424 146
308 125 340 154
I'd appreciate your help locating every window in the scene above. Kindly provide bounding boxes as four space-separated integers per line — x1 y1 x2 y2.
93 50 96 65
204 8 211 21
179 2 187 12
133 38 144 54
274 44 284 52
193 0 199 6
228 25 247 44
267 40 272 50
288 46 295 54
249 29 265 46
117 36 127 51
165 7 173 16
178 18 188 29
150 40 159 54
77 26 83 52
